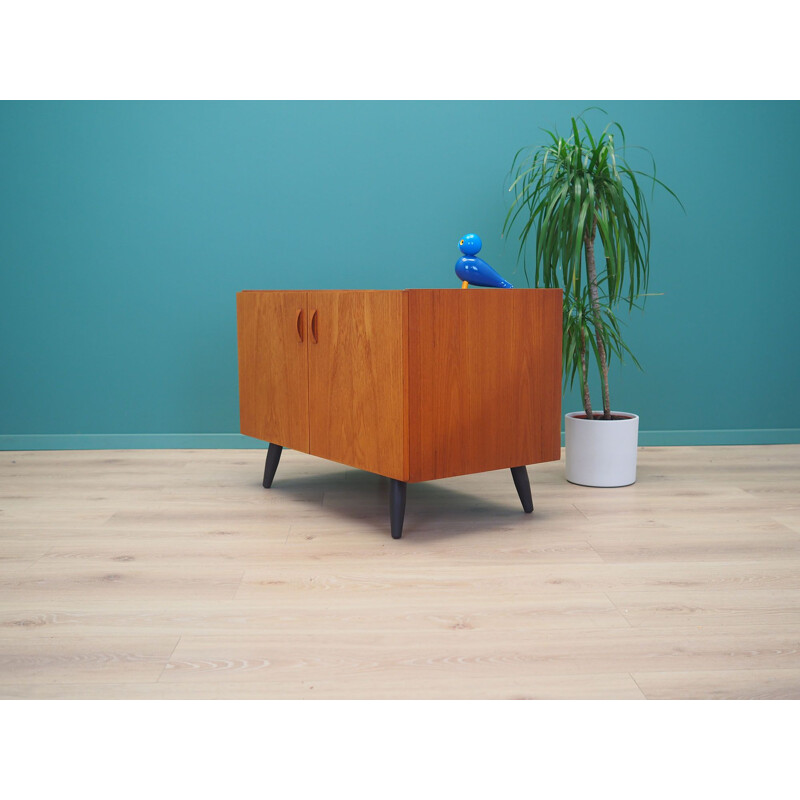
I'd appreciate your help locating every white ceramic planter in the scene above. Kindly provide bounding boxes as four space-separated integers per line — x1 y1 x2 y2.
564 411 639 487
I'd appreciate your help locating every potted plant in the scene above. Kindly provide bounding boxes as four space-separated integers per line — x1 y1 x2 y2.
502 110 682 487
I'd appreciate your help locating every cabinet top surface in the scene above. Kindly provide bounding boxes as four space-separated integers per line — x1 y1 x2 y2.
238 288 562 294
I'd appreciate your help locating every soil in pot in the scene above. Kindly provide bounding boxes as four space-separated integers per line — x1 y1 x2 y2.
574 413 634 421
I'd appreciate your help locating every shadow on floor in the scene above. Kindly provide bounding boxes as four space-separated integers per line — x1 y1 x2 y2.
258 465 554 542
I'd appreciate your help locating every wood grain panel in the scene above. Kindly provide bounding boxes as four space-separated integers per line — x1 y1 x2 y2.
606 588 800 628
307 291 405 480
236 291 309 452
407 289 562 481
0 672 647 700
631 669 800 700
157 625 800 685
0 636 179 685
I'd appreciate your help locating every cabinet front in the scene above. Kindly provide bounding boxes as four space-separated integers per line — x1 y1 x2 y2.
237 291 310 452
306 291 405 480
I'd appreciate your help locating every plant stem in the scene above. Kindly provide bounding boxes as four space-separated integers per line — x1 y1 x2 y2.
579 324 592 419
584 223 611 420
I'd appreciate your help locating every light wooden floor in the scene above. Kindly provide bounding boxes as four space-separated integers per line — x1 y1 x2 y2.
1 445 799 699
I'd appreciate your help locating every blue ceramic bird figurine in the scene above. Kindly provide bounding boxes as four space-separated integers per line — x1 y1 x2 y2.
455 234 513 288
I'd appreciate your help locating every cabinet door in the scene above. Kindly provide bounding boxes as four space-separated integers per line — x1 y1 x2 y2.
237 291 309 452
307 291 405 480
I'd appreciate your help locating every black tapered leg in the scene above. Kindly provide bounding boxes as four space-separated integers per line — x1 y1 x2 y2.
262 443 283 488
390 479 407 539
510 466 534 513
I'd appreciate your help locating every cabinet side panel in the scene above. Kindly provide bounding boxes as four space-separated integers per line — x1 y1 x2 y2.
463 289 562 473
237 291 309 452
407 289 562 481
307 291 405 480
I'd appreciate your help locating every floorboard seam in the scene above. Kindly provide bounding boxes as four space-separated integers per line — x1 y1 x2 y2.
231 570 247 601
156 636 182 683
572 503 591 521
603 592 634 628
628 672 648 699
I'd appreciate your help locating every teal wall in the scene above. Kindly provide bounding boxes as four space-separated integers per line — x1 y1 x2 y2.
2 101 799 449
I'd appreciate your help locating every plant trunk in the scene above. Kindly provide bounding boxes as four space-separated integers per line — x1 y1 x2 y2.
579 324 592 419
584 224 611 420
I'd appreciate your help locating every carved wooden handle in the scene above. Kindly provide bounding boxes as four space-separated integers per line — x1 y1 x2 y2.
311 310 319 343
296 309 304 343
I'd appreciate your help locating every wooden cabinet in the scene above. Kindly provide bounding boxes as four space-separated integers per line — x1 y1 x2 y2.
237 289 562 538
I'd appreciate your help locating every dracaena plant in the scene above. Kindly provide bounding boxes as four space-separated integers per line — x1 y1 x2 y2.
502 109 682 420
563 285 641 420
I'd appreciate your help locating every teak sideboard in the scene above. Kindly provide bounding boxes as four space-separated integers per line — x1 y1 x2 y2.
237 289 562 538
